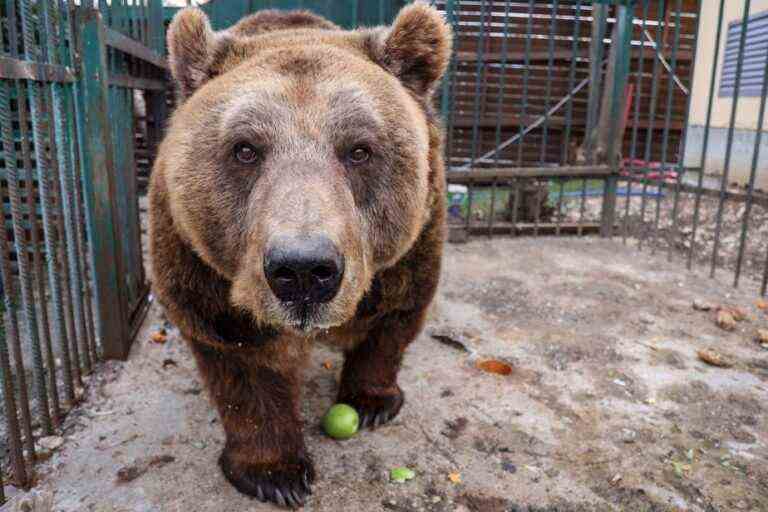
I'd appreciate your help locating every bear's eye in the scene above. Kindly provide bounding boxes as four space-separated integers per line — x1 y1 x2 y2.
347 146 371 165
234 143 260 164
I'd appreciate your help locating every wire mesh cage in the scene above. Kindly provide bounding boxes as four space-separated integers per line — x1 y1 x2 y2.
0 0 167 499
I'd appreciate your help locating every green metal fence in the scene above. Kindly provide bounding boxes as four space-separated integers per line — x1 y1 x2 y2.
0 0 167 500
435 0 768 294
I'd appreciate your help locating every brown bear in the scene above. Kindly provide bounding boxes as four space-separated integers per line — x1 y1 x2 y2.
149 3 451 508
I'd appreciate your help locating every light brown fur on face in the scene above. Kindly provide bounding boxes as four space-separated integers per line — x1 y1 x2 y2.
150 3 450 508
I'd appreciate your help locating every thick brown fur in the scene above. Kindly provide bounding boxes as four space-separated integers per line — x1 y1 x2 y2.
151 3 450 509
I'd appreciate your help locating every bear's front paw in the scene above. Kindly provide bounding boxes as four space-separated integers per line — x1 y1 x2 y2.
339 384 404 429
219 450 315 509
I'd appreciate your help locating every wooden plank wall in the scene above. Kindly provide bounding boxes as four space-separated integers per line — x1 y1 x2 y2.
437 0 701 170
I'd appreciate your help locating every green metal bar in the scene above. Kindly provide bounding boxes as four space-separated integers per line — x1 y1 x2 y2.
464 0 488 234
43 0 86 401
104 26 167 70
559 0 584 236
516 0 534 167
687 0 722 270
489 0 512 237
53 0 94 374
584 3 608 163
734 33 768 287
67 0 99 366
0 57 75 82
20 0 57 434
561 0 583 165
0 79 37 464
622 0 651 244
668 0 703 263
638 0 666 250
581 3 608 234
600 3 634 237
0 85 31 489
74 9 131 360
710 0 752 278
6 0 59 443
650 0 682 250
540 0 559 165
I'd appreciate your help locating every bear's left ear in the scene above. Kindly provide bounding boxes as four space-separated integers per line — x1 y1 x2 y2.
167 8 218 100
369 3 453 97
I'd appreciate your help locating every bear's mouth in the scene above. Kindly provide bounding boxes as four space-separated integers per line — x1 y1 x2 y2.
284 302 324 332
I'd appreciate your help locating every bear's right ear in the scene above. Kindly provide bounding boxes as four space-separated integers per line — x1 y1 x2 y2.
167 8 217 100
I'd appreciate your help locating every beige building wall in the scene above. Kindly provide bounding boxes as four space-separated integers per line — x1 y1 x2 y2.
689 0 768 130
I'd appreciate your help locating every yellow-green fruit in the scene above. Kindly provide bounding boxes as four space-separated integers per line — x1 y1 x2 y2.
322 404 359 440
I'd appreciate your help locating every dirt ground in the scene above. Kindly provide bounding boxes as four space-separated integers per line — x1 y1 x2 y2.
4 237 768 512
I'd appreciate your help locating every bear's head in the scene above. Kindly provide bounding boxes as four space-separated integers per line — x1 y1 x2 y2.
163 3 451 333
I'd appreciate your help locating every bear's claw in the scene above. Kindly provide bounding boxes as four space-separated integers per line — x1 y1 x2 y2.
219 451 315 509
342 387 405 430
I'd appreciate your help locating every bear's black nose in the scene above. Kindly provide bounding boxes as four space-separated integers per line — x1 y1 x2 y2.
264 236 344 305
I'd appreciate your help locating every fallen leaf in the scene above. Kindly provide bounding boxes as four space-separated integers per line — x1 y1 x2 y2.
671 461 691 478
697 348 733 368
389 467 415 483
322 360 333 370
150 331 168 344
477 359 512 376
756 299 767 310
448 472 461 484
716 310 737 331
756 329 768 344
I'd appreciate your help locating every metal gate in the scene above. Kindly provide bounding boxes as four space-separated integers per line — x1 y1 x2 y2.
439 0 768 296
0 0 167 500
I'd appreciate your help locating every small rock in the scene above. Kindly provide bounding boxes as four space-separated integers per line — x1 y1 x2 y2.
639 313 655 325
756 329 768 344
693 299 713 312
441 417 469 440
37 436 64 452
620 428 638 443
501 461 517 473
610 473 622 485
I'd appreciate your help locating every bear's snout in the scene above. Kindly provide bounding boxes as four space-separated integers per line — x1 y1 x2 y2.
263 235 345 305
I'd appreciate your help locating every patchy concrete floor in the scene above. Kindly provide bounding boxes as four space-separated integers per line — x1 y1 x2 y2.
8 237 768 512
